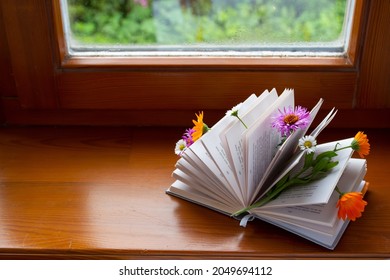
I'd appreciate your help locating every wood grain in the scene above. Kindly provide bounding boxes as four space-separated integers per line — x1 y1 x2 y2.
0 0 58 109
2 98 389 127
356 0 390 108
1 1 389 126
0 126 389 259
57 71 357 110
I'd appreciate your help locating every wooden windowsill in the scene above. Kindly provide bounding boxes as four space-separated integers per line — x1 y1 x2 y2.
0 126 389 259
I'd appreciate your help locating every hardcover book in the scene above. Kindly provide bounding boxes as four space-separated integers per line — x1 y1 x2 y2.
166 88 369 249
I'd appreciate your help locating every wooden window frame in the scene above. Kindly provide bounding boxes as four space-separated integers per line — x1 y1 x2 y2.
0 0 389 127
54 0 362 69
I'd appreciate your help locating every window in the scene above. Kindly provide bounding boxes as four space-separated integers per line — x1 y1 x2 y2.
61 0 354 58
55 0 362 67
1 0 388 126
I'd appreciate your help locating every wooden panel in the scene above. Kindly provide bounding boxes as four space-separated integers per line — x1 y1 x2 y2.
2 99 390 127
0 3 17 99
58 71 357 110
356 0 390 108
0 0 58 108
0 126 389 259
1 0 389 126
0 1 14 124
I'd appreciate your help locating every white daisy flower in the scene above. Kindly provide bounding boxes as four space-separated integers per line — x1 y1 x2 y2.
299 135 317 154
226 102 243 116
226 102 248 128
174 139 187 156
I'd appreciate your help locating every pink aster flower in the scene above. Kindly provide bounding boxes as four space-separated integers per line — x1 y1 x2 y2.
182 128 195 146
272 106 310 137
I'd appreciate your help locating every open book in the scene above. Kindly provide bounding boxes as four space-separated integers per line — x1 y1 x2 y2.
166 89 369 250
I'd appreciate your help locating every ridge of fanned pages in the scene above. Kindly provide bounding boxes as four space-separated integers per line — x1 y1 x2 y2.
166 88 368 249
250 158 367 249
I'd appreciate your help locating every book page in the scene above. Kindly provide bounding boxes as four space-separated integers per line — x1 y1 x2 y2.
222 89 279 204
220 90 270 188
175 150 239 204
172 168 235 206
252 212 343 249
168 180 241 215
200 94 261 205
252 105 337 205
258 138 355 208
254 158 366 228
251 98 325 201
219 92 261 167
180 146 223 187
251 179 367 250
183 141 243 205
309 107 337 139
245 89 294 203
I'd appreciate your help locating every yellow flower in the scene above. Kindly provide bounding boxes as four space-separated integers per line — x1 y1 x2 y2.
191 111 208 142
337 192 367 221
351 131 370 158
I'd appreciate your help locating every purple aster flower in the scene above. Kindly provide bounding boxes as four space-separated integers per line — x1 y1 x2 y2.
271 106 310 137
182 128 195 146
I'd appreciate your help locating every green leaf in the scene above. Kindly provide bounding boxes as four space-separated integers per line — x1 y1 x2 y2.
325 161 339 171
310 171 328 181
290 177 311 185
313 157 330 172
313 151 338 165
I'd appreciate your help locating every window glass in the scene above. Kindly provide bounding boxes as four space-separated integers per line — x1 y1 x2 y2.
61 0 354 57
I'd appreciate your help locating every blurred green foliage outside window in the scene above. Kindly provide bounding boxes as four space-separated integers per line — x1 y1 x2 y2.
65 0 348 49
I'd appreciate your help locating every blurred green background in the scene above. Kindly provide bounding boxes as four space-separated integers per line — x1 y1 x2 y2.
67 0 347 46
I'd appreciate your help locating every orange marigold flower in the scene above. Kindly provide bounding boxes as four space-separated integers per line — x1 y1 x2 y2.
337 192 367 221
351 131 370 158
191 111 208 142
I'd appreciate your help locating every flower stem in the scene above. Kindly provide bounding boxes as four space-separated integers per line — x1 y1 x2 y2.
232 145 340 218
334 144 352 153
236 116 248 129
232 194 273 217
334 186 343 196
232 180 295 217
